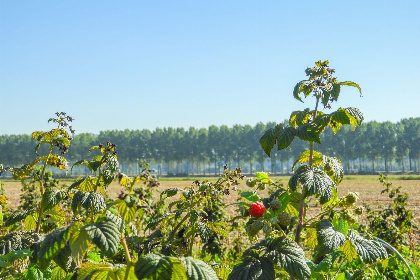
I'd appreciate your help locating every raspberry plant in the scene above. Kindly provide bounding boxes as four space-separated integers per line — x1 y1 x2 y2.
228 61 415 280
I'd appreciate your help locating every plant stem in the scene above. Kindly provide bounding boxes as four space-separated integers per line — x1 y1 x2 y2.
294 98 320 245
36 144 53 234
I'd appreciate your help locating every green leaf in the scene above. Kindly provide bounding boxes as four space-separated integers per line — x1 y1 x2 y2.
292 150 323 171
228 252 275 280
42 187 66 211
316 220 346 257
339 81 362 95
78 262 134 280
69 224 90 267
51 266 68 280
330 108 351 125
102 169 115 185
289 109 310 128
0 249 32 267
296 123 320 144
305 228 318 249
240 191 260 203
293 80 314 102
311 252 341 274
135 253 187 280
5 207 36 227
24 214 37 231
340 239 357 262
52 243 75 272
24 263 45 280
37 226 71 269
84 220 121 257
72 191 106 214
146 212 175 230
116 199 137 224
265 237 311 280
259 127 277 157
289 166 336 204
161 188 179 199
344 107 364 128
277 126 296 150
332 216 349 235
71 191 90 214
347 231 387 263
322 156 343 184
181 256 219 280
255 172 270 183
197 221 211 243
12 163 35 180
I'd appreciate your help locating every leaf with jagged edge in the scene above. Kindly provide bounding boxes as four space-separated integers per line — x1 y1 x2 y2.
115 198 137 224
24 213 38 231
181 256 220 280
106 210 125 232
347 231 387 263
197 221 211 243
0 249 32 268
315 220 346 257
51 266 68 280
161 188 179 199
293 80 314 102
322 156 343 184
330 108 352 126
12 163 36 180
311 252 341 274
289 109 311 128
292 150 323 171
5 207 36 227
78 262 135 280
72 191 90 214
24 263 45 280
84 220 121 257
37 226 71 269
36 154 67 170
53 243 76 273
207 221 228 239
69 223 90 267
296 123 320 144
77 176 95 192
343 107 364 129
264 237 311 280
228 250 275 280
289 166 336 204
277 126 296 150
42 187 66 211
146 212 175 230
118 173 131 187
84 192 106 214
105 154 119 173
340 239 357 262
102 169 114 185
305 228 318 249
259 127 277 157
135 253 187 280
339 81 362 95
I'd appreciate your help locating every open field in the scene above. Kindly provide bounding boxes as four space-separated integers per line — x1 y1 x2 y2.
2 175 420 240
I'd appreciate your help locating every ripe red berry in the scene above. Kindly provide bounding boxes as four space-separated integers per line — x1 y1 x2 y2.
249 202 265 217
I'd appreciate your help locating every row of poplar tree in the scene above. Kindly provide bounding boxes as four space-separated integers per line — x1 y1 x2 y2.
1 117 419 176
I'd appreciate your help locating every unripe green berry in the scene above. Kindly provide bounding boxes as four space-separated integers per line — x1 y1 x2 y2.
345 192 358 205
278 212 292 226
246 178 256 187
270 199 282 211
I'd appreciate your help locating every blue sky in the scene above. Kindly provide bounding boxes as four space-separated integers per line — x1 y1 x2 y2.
1 1 419 135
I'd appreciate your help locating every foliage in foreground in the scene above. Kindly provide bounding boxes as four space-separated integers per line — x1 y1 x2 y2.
0 62 419 280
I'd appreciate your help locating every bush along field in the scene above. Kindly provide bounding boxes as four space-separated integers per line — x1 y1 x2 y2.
0 61 419 280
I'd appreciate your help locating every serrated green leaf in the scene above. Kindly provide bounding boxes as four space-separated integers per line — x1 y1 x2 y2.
102 169 115 185
240 191 260 202
305 228 318 249
181 256 220 280
339 81 362 95
316 220 346 257
5 207 36 227
292 150 323 171
340 239 357 262
277 126 296 150
42 187 66 211
330 108 351 126
135 253 187 280
322 156 343 184
72 191 90 214
37 226 71 269
147 212 175 230
228 253 275 280
53 243 75 272
12 163 35 180
106 210 125 232
296 123 320 144
259 128 277 157
197 221 211 243
69 224 90 267
289 166 336 204
344 107 364 128
0 249 32 267
265 236 311 280
116 199 137 224
332 216 349 235
255 172 270 183
84 220 121 257
24 263 45 280
51 266 68 280
347 231 387 263
207 221 228 239
24 213 37 231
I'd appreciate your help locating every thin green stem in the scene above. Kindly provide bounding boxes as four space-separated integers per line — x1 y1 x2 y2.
36 144 54 234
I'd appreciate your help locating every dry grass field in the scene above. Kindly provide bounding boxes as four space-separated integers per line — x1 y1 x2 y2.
2 175 419 241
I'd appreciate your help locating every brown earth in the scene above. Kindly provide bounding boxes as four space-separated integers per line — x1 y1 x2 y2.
2 175 419 241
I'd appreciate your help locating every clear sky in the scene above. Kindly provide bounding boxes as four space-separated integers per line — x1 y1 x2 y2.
1 1 419 135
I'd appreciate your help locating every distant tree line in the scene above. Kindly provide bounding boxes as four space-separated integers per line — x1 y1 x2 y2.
1 118 420 176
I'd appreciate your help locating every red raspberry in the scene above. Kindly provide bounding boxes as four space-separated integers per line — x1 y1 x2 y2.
249 202 265 217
